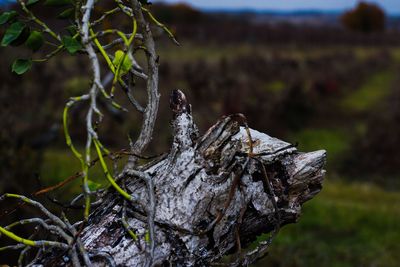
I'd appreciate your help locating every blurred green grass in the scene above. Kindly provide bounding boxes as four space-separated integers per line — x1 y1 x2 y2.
257 180 400 267
35 44 400 267
264 80 287 94
39 149 111 199
341 70 395 112
41 150 400 267
158 43 395 64
289 128 350 164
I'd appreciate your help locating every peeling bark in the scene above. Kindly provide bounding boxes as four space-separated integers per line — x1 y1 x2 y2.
60 101 327 266
37 93 326 267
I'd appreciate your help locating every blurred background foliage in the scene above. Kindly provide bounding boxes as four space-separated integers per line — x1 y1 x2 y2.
1 1 400 266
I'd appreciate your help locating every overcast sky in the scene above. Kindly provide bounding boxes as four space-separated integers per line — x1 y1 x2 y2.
156 0 400 15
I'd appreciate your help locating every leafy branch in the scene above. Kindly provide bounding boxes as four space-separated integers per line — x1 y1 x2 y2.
0 0 178 265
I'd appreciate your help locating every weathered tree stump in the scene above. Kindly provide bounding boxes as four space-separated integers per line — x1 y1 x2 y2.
60 91 327 266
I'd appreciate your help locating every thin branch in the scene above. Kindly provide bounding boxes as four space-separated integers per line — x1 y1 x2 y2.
126 0 160 168
2 218 71 243
18 246 31 267
17 0 61 42
102 33 143 50
92 7 119 26
61 213 92 267
0 244 25 252
121 199 139 241
0 226 68 249
0 194 68 231
80 0 102 221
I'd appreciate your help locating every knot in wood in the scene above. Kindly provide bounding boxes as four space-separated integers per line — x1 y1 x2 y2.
170 89 188 116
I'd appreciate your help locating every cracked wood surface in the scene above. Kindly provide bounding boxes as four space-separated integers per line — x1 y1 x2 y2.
72 110 326 266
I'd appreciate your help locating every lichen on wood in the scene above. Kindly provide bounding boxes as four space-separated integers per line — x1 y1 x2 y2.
71 90 327 266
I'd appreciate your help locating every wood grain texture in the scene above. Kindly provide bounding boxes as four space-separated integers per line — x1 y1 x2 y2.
67 110 326 266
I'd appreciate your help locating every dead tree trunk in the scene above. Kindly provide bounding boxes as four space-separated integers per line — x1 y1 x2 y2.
43 91 326 266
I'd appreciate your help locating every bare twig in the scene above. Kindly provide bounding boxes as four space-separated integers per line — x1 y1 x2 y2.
125 0 160 168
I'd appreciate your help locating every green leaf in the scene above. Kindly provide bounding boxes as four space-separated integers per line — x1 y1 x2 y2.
62 35 82 54
44 0 71 6
11 59 32 75
0 11 18 25
57 8 74 19
112 50 132 76
25 30 44 51
1 22 26 47
65 25 77 35
87 180 102 191
26 0 40 6
11 27 31 46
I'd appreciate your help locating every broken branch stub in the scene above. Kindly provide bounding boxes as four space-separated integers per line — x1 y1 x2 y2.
75 90 326 266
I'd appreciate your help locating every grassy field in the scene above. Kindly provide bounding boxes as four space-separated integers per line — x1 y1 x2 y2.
40 150 400 267
34 44 400 266
257 180 400 267
341 70 396 112
289 128 350 168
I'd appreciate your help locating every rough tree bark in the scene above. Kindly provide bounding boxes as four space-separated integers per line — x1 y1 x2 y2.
41 91 326 266
0 1 326 265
